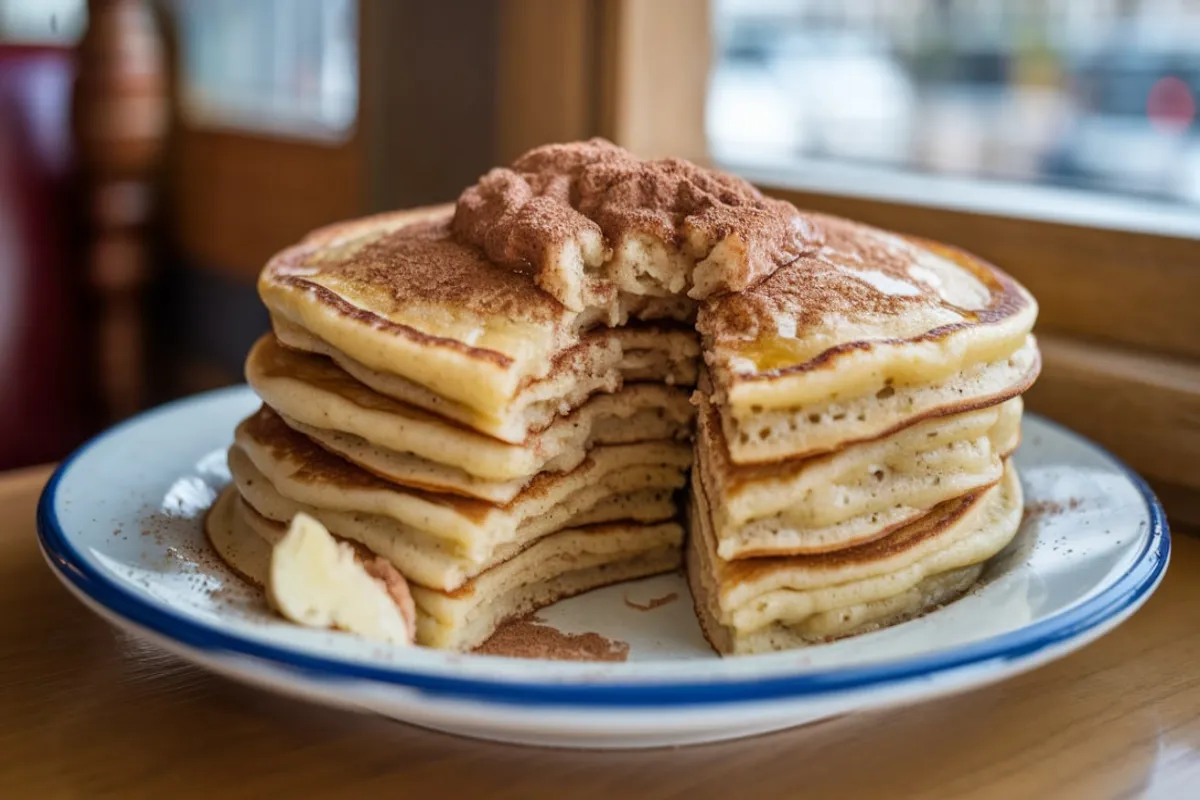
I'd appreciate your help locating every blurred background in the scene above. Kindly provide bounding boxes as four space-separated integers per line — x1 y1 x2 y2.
710 0 1200 204
1 0 1198 519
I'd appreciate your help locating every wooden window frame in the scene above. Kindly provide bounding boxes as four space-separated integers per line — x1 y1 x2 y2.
495 0 708 163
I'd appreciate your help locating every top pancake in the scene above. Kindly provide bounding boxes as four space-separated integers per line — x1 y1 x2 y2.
259 205 694 417
273 316 698 444
698 213 1038 413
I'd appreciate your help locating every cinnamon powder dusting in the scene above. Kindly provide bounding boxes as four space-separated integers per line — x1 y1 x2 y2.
474 616 630 662
453 138 819 303
1024 498 1082 520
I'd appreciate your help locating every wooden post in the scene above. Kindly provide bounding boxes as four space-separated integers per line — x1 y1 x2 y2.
495 0 711 164
73 0 167 420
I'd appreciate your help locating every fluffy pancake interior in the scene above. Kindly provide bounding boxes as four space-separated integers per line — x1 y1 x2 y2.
230 442 684 592
687 544 982 656
275 319 699 443
247 335 693 486
719 335 1039 464
236 405 692 546
689 460 1022 637
698 396 1022 558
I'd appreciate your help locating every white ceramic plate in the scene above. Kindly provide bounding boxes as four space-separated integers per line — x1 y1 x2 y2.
38 386 1169 749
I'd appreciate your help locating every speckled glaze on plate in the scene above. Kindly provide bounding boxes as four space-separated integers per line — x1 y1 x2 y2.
37 386 1169 748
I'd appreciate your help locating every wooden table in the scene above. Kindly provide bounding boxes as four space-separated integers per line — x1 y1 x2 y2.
2 465 1198 798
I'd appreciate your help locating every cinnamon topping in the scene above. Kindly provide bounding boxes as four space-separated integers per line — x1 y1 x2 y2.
474 615 630 661
453 138 821 310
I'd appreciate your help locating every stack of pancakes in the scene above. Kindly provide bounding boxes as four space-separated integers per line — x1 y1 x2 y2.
688 215 1039 654
206 139 1040 655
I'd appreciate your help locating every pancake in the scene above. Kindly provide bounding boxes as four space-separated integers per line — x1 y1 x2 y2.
228 423 688 591
699 213 1038 460
208 486 682 651
282 404 690 506
235 404 690 551
718 335 1039 464
274 319 698 443
246 335 693 491
688 461 1022 656
232 457 679 593
259 205 696 419
689 557 983 656
205 485 272 587
696 395 1022 558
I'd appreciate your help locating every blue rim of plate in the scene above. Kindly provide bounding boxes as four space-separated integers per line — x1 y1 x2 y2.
37 387 1171 709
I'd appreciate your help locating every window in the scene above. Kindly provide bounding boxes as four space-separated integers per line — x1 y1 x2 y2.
709 0 1200 213
169 0 358 141
0 0 86 44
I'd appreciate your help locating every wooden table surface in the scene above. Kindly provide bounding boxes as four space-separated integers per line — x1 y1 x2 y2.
2 464 1198 799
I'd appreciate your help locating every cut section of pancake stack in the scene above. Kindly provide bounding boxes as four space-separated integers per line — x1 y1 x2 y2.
206 138 1041 656
210 213 705 649
688 214 1039 655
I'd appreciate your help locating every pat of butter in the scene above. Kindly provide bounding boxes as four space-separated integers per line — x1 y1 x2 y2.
268 513 413 646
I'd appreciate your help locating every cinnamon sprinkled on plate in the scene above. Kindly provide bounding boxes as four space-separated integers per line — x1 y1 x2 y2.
474 616 630 662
